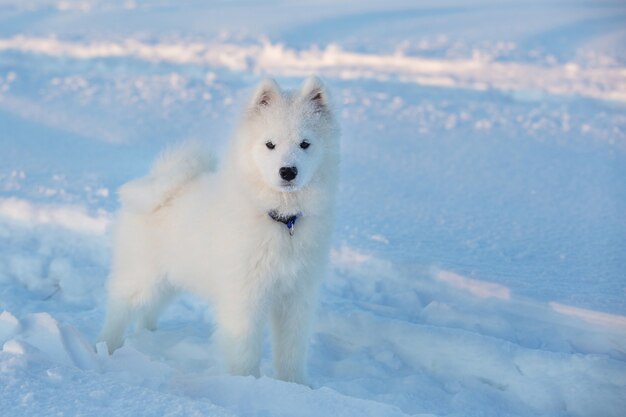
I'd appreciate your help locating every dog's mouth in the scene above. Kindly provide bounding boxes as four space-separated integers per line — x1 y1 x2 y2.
279 182 300 192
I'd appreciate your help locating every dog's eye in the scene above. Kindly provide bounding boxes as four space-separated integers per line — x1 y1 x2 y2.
266 141 276 150
300 140 310 150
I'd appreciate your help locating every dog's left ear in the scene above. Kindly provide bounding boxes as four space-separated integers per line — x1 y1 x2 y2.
300 76 329 113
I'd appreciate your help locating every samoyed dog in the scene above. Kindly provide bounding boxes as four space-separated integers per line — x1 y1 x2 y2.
98 76 340 384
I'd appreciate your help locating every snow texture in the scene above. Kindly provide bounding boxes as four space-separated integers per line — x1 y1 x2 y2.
1 1 625 416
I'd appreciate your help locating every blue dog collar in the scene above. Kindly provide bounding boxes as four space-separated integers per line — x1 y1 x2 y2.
268 210 300 236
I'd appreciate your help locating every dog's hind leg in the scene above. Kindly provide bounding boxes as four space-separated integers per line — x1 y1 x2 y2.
137 283 178 331
98 267 162 353
99 294 135 354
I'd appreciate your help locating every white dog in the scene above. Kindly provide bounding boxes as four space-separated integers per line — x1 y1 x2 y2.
99 76 340 384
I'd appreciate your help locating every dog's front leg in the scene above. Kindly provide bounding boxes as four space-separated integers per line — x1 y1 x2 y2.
215 293 265 378
270 282 317 385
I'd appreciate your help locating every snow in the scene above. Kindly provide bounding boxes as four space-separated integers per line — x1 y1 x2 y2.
1 35 624 102
1 0 625 416
0 197 111 233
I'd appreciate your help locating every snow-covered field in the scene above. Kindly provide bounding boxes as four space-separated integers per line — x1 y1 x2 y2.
1 1 625 416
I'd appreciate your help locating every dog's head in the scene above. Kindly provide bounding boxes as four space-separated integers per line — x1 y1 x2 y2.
240 77 339 194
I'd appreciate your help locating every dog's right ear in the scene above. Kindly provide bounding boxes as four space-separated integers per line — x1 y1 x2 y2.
249 78 281 111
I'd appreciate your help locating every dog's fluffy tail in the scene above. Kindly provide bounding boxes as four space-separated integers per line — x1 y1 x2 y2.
118 140 216 213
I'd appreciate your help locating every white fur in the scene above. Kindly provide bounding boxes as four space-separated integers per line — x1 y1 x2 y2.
99 76 340 384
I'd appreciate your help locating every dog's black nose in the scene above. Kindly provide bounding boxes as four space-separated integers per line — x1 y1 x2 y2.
279 166 298 181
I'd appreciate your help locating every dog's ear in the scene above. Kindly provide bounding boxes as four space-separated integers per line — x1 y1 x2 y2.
250 78 281 111
300 76 329 113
